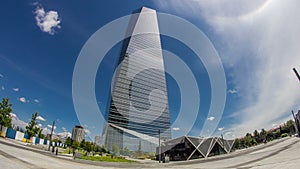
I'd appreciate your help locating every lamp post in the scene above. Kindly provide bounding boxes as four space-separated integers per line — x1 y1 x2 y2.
48 120 55 151
292 68 300 137
292 110 300 137
158 129 161 163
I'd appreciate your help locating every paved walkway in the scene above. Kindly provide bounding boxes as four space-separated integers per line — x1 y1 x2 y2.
0 136 300 168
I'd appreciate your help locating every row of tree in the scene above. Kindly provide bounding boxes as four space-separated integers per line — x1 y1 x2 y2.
0 98 130 157
234 120 296 149
64 137 110 154
0 98 46 139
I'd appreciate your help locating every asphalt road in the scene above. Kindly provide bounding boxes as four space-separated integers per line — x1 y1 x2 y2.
0 136 300 169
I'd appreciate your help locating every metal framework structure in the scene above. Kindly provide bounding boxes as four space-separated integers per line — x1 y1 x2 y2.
157 136 235 161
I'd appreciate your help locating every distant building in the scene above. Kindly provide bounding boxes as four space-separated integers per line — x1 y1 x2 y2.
71 125 85 142
94 136 101 146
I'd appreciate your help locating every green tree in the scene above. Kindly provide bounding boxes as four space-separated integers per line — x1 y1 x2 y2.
65 137 72 147
85 141 92 152
0 98 12 128
80 139 86 149
123 146 130 156
240 138 246 148
38 129 45 139
72 141 80 150
234 138 241 149
112 144 119 156
25 112 40 138
284 120 295 134
260 129 267 142
120 148 124 155
253 130 259 143
138 139 142 156
245 133 253 147
101 145 109 153
94 145 101 152
274 129 281 139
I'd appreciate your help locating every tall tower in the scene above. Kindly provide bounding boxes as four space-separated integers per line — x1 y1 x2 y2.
104 7 171 152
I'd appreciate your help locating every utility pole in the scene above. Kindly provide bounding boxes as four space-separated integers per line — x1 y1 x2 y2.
293 68 300 82
292 110 300 137
48 120 55 151
158 129 161 163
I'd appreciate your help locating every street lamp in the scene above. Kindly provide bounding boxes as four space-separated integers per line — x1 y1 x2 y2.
292 110 300 137
158 129 161 163
48 120 55 151
292 68 300 137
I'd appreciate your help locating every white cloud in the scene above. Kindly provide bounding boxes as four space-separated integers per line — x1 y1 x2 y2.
225 132 232 135
19 97 26 103
155 0 300 138
84 129 91 134
34 4 61 35
1 86 4 90
10 113 28 131
58 127 71 138
218 127 224 131
0 74 3 78
57 131 71 138
10 113 17 118
36 115 46 122
172 127 180 131
47 124 56 130
207 116 215 121
13 88 19 92
228 89 238 94
41 127 53 135
33 99 39 103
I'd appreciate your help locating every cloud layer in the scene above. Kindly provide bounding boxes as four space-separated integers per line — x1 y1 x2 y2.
156 0 300 137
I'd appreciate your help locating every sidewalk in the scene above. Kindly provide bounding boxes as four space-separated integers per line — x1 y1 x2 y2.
0 137 73 160
0 137 161 168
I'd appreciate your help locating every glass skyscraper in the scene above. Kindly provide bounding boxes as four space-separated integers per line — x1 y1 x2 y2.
103 7 171 152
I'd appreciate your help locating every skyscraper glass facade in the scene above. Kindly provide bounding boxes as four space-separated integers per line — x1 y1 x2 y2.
104 7 171 152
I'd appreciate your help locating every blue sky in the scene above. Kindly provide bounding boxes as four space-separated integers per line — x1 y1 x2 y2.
1 0 300 140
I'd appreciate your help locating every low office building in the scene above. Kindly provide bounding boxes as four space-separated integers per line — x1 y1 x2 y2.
156 136 235 161
72 125 85 142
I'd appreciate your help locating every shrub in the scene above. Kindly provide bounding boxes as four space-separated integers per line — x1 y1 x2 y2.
281 133 288 138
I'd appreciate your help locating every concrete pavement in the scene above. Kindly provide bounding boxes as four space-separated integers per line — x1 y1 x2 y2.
0 136 300 168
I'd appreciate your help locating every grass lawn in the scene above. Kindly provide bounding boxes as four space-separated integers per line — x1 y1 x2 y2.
80 156 136 163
